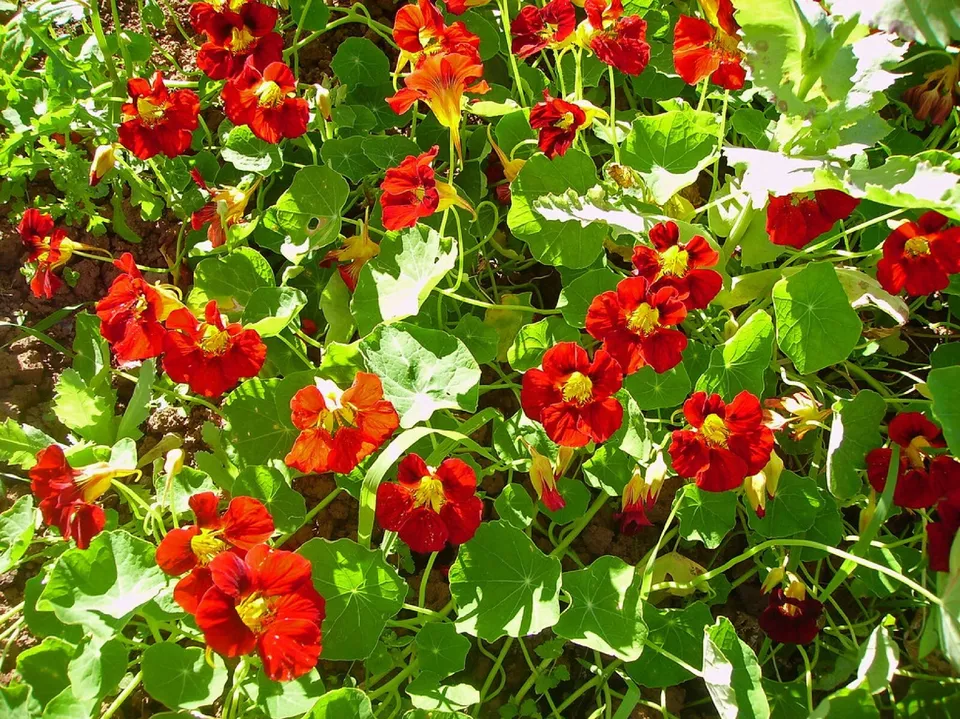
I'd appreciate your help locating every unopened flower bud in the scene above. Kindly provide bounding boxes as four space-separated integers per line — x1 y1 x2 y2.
314 84 332 122
859 491 877 535
761 566 785 594
164 448 184 478
89 144 117 186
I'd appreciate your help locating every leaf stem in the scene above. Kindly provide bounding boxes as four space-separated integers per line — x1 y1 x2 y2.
100 670 142 719
419 551 439 608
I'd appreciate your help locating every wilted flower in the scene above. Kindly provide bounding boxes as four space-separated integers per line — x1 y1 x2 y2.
764 391 831 441
903 59 960 126
743 453 783 518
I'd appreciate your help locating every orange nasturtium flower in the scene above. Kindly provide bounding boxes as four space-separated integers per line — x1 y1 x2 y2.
387 52 490 159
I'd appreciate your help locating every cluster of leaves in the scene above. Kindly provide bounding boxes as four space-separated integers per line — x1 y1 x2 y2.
3 0 960 718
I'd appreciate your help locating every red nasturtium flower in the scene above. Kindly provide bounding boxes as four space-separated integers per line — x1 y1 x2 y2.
521 342 624 448
222 60 309 144
195 544 325 682
323 224 380 292
928 491 960 572
379 147 473 231
118 72 200 160
876 212 960 297
393 0 480 70
156 492 275 614
673 0 745 91
376 454 483 553
865 412 955 510
669 391 775 492
631 220 722 310
759 580 824 645
96 253 183 362
196 2 282 80
766 190 860 249
582 0 650 77
284 374 400 475
189 0 246 34
163 300 267 398
529 91 591 159
190 169 255 248
29 445 133 549
17 209 74 299
387 52 489 158
512 0 577 59
585 276 688 375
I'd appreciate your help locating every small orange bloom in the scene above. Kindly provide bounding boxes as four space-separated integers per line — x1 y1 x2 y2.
673 0 745 91
387 52 489 158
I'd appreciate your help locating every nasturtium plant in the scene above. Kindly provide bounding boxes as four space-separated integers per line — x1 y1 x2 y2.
3 0 960 715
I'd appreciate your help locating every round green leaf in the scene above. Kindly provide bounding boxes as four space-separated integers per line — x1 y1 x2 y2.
695 310 774 400
351 225 458 335
449 520 562 641
541 477 591 525
0 495 36 574
675 484 738 549
362 135 421 169
331 37 390 87
773 263 863 375
37 531 169 639
624 362 692 411
494 484 537 530
359 323 481 429
320 136 378 182
142 643 228 711
188 247 275 319
929 367 960 456
241 668 325 719
290 0 329 31
221 124 282 174
298 537 407 661
415 623 471 679
554 556 648 661
625 602 713 688
306 688 375 719
507 149 608 268
747 471 824 538
263 166 349 263
557 268 620 328
240 286 308 337
507 317 580 372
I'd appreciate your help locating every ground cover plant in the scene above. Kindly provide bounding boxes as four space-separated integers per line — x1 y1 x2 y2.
3 0 960 716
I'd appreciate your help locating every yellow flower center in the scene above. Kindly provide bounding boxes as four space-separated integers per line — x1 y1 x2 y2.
236 592 272 633
230 26 256 52
412 476 446 512
557 111 577 130
659 245 690 277
190 531 226 565
780 579 807 617
136 97 166 126
312 380 358 435
627 302 660 335
700 414 729 446
904 237 931 256
562 371 593 405
199 325 232 355
256 80 285 108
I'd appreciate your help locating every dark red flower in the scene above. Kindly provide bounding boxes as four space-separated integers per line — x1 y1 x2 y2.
583 0 650 76
17 209 73 299
673 0 745 91
585 276 688 375
376 453 483 553
928 490 960 572
156 492 275 614
759 587 824 645
766 191 860 249
484 151 512 205
379 147 472 231
118 72 199 160
866 412 947 510
877 212 960 297
95 253 182 363
512 0 577 59
631 220 722 310
162 300 267 398
222 60 309 144
29 445 120 549
190 170 254 248
815 189 861 224
669 391 775 492
284 374 400 475
529 91 590 159
195 544 325 681
521 342 624 448
393 0 480 68
190 0 247 34
196 2 282 80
